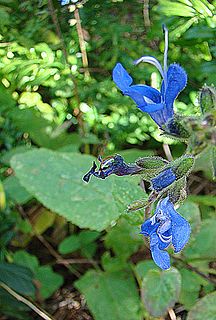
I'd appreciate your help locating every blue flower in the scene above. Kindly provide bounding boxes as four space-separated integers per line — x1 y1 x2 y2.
112 26 187 133
151 167 176 192
83 154 142 183
140 197 190 270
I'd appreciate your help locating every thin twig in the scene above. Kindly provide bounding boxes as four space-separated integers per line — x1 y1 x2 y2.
56 258 98 265
47 0 86 136
143 0 150 27
173 256 216 285
163 144 173 161
36 234 81 277
74 8 90 77
168 308 177 320
0 282 54 320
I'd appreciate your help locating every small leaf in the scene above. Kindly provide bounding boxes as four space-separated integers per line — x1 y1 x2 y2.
13 250 39 273
35 266 63 299
142 268 181 317
187 291 216 320
58 234 80 254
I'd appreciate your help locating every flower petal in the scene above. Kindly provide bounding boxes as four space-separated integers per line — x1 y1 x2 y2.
124 88 147 107
159 197 191 253
112 63 133 92
140 216 159 236
150 233 170 270
151 168 176 191
165 64 187 111
130 84 161 103
138 103 164 113
169 208 191 253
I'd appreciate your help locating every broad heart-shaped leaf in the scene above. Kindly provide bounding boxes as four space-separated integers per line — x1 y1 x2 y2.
75 269 141 320
11 149 122 231
142 268 181 317
187 291 216 320
0 263 35 295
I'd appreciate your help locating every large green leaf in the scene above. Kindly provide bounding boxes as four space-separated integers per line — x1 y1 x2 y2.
11 149 121 231
187 291 216 320
142 268 181 317
75 269 141 320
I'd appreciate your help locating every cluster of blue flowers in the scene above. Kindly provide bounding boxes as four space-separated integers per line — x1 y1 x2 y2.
83 26 191 270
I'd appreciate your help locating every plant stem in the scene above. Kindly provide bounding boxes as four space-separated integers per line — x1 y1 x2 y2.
0 282 54 320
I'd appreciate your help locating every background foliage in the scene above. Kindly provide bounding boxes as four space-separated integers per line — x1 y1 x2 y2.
0 0 215 319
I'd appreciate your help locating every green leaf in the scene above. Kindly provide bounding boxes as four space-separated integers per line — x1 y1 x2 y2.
0 146 35 166
184 219 216 260
11 149 120 231
35 266 64 299
75 269 141 320
134 261 159 282
187 291 216 320
3 176 32 204
178 201 201 234
179 269 201 310
142 268 181 317
58 234 80 254
79 230 100 245
0 263 35 295
112 176 146 215
12 250 39 273
104 219 142 260
101 252 128 272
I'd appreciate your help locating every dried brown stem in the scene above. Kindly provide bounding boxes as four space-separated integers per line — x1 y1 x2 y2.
143 0 150 27
74 8 90 77
0 282 54 320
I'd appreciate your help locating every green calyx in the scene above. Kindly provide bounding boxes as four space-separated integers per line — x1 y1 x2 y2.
135 156 168 180
171 155 194 179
